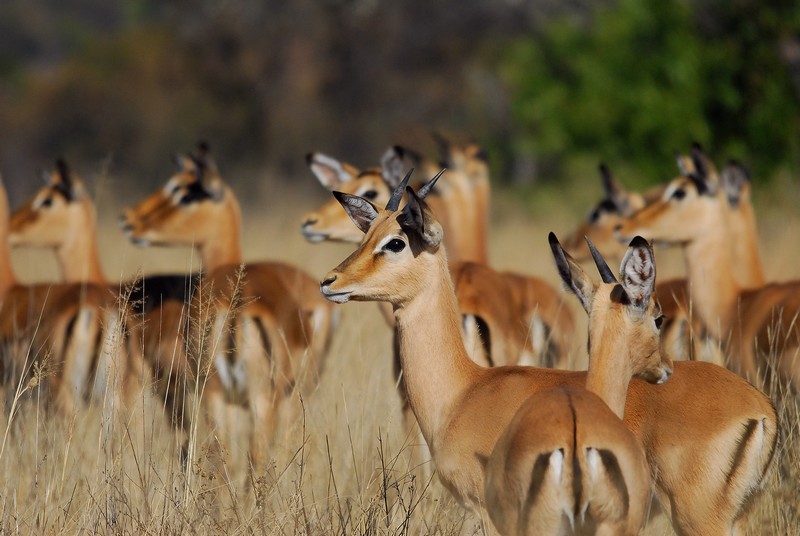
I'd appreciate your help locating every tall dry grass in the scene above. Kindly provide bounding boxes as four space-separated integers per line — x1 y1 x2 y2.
0 173 797 534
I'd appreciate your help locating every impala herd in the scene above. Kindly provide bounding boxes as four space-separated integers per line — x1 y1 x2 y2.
0 138 791 535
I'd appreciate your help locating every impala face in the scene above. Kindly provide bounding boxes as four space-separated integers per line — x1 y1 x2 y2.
551 233 673 384
301 166 390 244
119 153 229 248
10 163 91 249
614 175 722 245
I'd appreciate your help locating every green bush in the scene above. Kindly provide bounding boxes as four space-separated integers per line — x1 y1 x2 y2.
502 0 800 185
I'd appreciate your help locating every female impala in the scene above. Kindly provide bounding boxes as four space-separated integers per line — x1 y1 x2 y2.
304 147 574 368
321 174 777 535
120 143 336 470
0 175 121 413
8 161 196 438
485 235 667 536
616 144 800 388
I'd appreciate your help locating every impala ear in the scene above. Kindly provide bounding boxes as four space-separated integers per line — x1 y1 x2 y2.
549 232 596 313
674 152 695 176
381 146 407 189
332 191 379 234
598 163 632 215
399 187 443 248
619 236 656 311
688 143 719 196
174 153 195 172
721 160 750 208
53 158 82 201
306 152 354 189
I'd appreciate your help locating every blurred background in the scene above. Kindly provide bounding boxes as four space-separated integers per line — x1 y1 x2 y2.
0 0 799 205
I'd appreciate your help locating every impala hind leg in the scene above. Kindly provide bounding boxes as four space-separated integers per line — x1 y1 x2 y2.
239 315 280 474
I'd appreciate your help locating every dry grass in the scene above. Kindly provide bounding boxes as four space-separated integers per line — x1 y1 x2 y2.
1 175 798 535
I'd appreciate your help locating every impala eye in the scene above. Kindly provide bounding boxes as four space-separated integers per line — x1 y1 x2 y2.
671 189 686 201
362 189 378 200
383 238 406 253
655 315 664 329
41 197 53 208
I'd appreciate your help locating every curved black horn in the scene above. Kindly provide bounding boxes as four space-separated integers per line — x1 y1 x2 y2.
385 168 413 211
417 168 446 199
585 236 617 283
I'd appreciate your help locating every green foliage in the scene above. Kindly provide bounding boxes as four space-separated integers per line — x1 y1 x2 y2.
502 0 800 185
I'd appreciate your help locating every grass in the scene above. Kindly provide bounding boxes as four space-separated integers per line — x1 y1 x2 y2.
1 174 798 534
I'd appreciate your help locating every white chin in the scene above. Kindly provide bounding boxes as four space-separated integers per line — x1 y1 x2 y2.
303 233 327 243
325 292 351 304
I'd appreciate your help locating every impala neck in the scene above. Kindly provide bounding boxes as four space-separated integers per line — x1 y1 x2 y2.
58 206 106 285
0 211 16 297
684 219 740 340
585 325 632 418
393 251 481 445
730 199 765 289
200 198 243 273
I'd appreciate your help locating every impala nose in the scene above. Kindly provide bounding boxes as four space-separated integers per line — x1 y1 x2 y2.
320 275 337 289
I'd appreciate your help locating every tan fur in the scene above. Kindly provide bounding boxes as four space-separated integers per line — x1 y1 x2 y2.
321 193 777 536
120 148 336 470
5 166 143 413
615 154 799 389
303 150 574 368
485 239 667 535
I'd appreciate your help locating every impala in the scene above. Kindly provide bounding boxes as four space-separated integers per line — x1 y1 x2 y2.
120 143 337 471
304 147 574 368
485 234 669 535
321 173 777 535
616 144 799 388
8 160 199 443
0 173 138 414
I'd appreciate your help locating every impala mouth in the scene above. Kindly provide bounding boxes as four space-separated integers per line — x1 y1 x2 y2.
322 290 351 303
656 368 672 384
302 229 328 243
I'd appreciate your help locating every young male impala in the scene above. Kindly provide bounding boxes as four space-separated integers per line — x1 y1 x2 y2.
320 172 777 535
616 144 799 388
485 234 668 536
304 147 574 368
120 143 336 471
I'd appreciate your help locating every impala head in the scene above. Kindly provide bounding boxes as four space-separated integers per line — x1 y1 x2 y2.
563 164 648 262
432 132 489 179
119 142 235 247
614 143 725 244
550 232 672 384
301 147 420 243
10 159 93 249
320 169 446 305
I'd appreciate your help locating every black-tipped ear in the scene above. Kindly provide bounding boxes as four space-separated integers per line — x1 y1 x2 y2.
721 160 750 208
54 158 76 201
381 146 407 188
688 143 718 196
399 187 443 248
549 232 595 313
332 191 379 234
619 236 656 310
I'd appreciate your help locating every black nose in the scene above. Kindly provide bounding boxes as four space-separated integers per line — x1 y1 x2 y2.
321 275 336 287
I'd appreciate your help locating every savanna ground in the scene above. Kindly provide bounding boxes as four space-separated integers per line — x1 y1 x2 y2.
1 170 799 535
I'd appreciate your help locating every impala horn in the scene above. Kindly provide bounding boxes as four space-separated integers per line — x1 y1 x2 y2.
385 168 413 211
585 236 617 283
417 168 446 199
